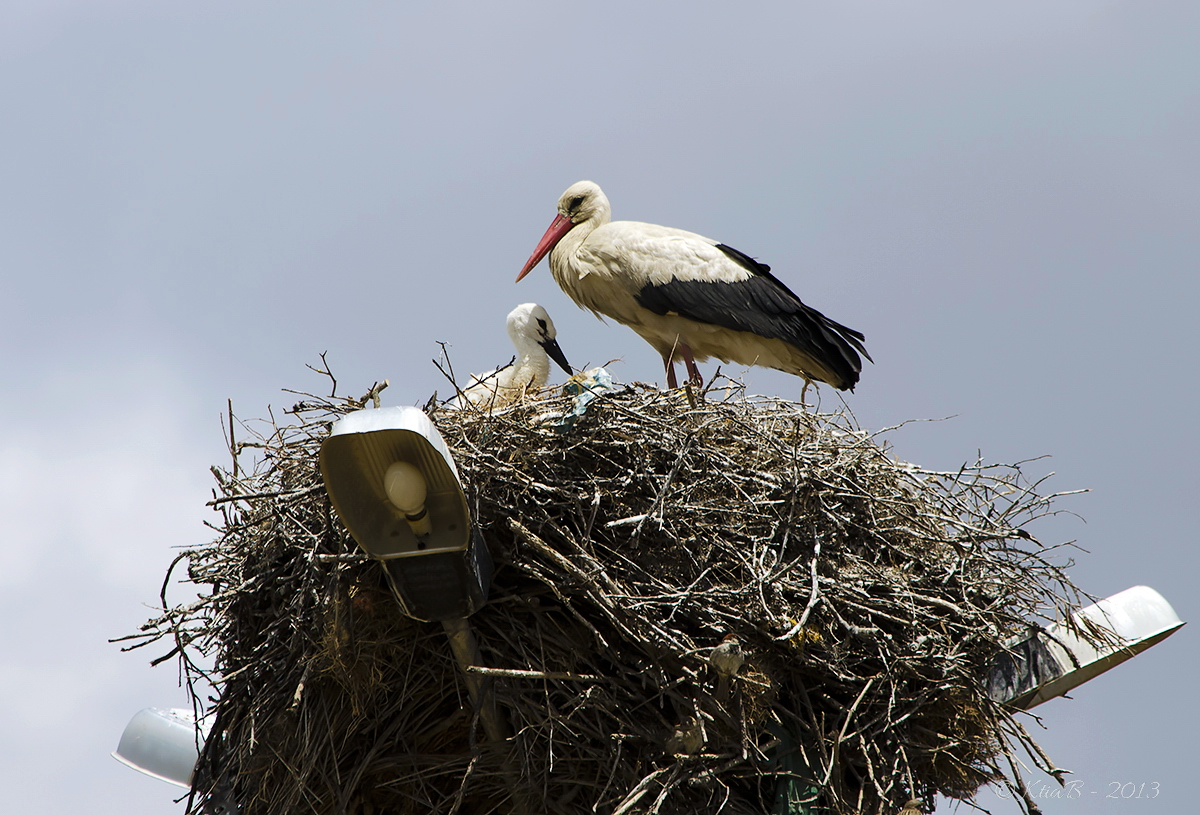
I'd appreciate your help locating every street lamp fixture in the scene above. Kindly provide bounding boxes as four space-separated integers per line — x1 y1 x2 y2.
319 405 492 621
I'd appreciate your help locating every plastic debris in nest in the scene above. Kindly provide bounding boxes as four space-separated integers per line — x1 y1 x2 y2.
549 366 618 431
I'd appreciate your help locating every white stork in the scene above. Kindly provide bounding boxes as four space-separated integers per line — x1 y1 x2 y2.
458 303 572 408
517 181 871 392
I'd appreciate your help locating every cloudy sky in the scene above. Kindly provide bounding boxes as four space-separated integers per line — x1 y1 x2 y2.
1 2 1195 812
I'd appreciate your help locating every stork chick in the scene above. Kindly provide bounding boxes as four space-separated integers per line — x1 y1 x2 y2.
459 303 572 409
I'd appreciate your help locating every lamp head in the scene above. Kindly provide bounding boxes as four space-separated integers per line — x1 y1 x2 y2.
319 406 491 620
319 406 469 559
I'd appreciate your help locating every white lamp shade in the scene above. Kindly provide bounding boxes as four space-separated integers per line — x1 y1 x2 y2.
320 406 471 559
1023 585 1183 708
112 707 205 788
992 585 1184 710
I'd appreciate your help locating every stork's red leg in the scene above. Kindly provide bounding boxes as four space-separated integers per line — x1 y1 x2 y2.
662 351 679 390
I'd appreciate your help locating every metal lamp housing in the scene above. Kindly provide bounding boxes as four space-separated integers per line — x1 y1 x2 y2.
988 585 1184 709
112 707 203 788
320 406 491 621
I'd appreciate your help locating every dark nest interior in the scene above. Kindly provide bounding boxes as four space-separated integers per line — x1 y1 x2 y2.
124 368 1093 815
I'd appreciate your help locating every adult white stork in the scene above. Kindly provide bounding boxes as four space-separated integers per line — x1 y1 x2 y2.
517 181 871 392
458 303 572 408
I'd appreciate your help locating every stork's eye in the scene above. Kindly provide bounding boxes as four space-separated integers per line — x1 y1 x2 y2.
537 318 548 331
569 195 585 212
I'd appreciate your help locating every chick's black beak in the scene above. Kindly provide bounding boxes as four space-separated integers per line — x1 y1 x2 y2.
540 337 572 376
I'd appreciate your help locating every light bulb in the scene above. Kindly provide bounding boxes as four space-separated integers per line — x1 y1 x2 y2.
384 461 432 539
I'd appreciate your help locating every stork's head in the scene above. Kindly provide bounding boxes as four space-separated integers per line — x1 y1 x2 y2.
516 180 611 282
556 180 609 225
506 303 572 375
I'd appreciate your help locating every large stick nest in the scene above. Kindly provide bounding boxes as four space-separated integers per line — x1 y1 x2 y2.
124 368 1091 815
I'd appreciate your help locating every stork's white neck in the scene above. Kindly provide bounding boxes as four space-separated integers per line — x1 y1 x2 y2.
508 331 551 382
549 202 609 299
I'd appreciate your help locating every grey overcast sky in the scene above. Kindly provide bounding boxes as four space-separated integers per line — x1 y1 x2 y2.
1 2 1195 812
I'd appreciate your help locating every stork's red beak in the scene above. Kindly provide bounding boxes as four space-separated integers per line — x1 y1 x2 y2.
517 213 574 282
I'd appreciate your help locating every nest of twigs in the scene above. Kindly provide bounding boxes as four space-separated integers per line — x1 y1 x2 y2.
123 367 1092 815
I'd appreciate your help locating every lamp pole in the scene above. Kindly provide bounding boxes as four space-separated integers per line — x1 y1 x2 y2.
442 616 509 742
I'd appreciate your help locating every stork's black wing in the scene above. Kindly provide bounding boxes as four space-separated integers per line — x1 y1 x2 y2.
633 243 871 389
